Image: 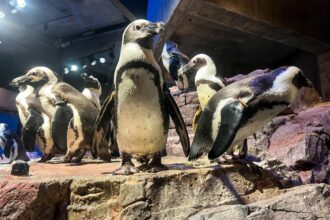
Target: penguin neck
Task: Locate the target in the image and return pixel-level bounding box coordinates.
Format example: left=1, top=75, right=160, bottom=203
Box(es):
left=270, top=73, right=299, bottom=103
left=116, top=42, right=161, bottom=82
left=195, top=62, right=217, bottom=83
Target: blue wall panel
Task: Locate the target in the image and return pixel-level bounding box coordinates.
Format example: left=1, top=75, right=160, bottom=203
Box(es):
left=147, top=0, right=180, bottom=22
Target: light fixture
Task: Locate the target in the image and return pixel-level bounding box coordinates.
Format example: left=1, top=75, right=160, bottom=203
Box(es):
left=91, top=60, right=97, bottom=66
left=70, top=64, right=78, bottom=72
left=17, top=0, right=26, bottom=8
left=99, top=57, right=106, bottom=63
left=64, top=67, right=69, bottom=74
left=82, top=64, right=87, bottom=69
left=0, top=40, right=2, bottom=45
left=0, top=11, right=6, bottom=19
left=11, top=9, right=18, bottom=14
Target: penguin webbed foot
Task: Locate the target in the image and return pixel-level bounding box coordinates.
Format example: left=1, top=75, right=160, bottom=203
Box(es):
left=113, top=163, right=138, bottom=175
left=214, top=154, right=247, bottom=164
left=113, top=153, right=138, bottom=175
left=138, top=152, right=168, bottom=173
left=38, top=154, right=54, bottom=163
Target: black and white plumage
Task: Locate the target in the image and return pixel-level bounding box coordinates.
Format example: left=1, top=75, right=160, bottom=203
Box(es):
left=12, top=67, right=102, bottom=163
left=161, top=41, right=190, bottom=91
left=189, top=66, right=312, bottom=161
left=81, top=73, right=102, bottom=110
left=0, top=123, right=29, bottom=163
left=93, top=19, right=190, bottom=175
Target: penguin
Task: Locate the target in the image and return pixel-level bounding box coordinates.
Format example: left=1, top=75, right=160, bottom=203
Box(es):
left=93, top=19, right=190, bottom=175
left=9, top=77, right=46, bottom=156
left=81, top=73, right=102, bottom=110
left=0, top=123, right=30, bottom=163
left=188, top=66, right=313, bottom=161
left=180, top=54, right=226, bottom=132
left=81, top=73, right=119, bottom=159
left=161, top=41, right=190, bottom=92
left=13, top=67, right=102, bottom=163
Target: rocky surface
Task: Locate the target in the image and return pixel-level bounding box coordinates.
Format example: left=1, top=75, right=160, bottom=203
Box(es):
left=0, top=157, right=283, bottom=219
left=190, top=183, right=330, bottom=220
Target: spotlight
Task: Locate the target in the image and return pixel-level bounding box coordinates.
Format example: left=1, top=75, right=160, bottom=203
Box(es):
left=91, top=60, right=97, bottom=66
left=99, top=57, right=106, bottom=63
left=82, top=64, right=87, bottom=69
left=0, top=11, right=6, bottom=19
left=17, top=0, right=26, bottom=8
left=70, top=65, right=78, bottom=72
left=64, top=67, right=69, bottom=74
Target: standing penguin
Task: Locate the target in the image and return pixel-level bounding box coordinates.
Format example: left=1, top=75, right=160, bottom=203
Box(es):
left=188, top=66, right=313, bottom=161
left=93, top=19, right=190, bottom=175
left=0, top=123, right=29, bottom=163
left=180, top=54, right=226, bottom=131
left=13, top=67, right=102, bottom=163
left=161, top=41, right=190, bottom=92
left=81, top=73, right=102, bottom=110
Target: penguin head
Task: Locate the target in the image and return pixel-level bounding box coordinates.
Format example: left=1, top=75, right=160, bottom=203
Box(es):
left=123, top=19, right=165, bottom=49
left=11, top=67, right=62, bottom=88
left=81, top=73, right=101, bottom=90
left=181, top=54, right=217, bottom=79
left=272, top=66, right=313, bottom=101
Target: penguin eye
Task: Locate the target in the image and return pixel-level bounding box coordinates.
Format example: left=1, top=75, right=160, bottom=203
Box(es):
left=135, top=25, right=141, bottom=31
left=31, top=72, right=37, bottom=76
left=193, top=60, right=196, bottom=64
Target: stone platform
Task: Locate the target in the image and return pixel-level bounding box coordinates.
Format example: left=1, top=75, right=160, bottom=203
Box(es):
left=1, top=157, right=283, bottom=219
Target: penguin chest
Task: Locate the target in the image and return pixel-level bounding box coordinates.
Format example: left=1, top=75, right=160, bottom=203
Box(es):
left=39, top=85, right=57, bottom=116
left=197, top=84, right=217, bottom=110
left=116, top=69, right=167, bottom=156
left=16, top=93, right=30, bottom=125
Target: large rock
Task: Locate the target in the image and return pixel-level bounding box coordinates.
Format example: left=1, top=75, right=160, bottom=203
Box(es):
left=0, top=157, right=283, bottom=219
left=190, top=183, right=330, bottom=220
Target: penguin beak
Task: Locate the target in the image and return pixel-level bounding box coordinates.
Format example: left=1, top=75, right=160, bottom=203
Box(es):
left=181, top=62, right=194, bottom=75
left=10, top=75, right=30, bottom=87
left=145, top=22, right=165, bottom=35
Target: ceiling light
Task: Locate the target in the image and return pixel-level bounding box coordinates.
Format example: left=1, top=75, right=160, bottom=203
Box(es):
left=17, top=0, right=26, bottom=8
left=91, top=60, right=97, bottom=66
left=64, top=67, right=69, bottom=74
left=0, top=40, right=2, bottom=45
left=0, top=11, right=6, bottom=19
left=82, top=64, right=87, bottom=69
left=11, top=9, right=18, bottom=14
left=99, top=57, right=106, bottom=63
left=70, top=65, right=78, bottom=72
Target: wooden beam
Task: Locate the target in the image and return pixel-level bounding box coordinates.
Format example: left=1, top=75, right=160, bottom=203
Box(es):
left=109, top=0, right=137, bottom=21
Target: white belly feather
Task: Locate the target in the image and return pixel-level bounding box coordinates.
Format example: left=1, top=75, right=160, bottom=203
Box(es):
left=117, top=68, right=166, bottom=156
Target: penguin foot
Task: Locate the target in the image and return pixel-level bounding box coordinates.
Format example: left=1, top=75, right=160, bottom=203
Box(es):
left=214, top=154, right=247, bottom=164
left=138, top=163, right=168, bottom=173
left=113, top=163, right=138, bottom=175
left=38, top=154, right=54, bottom=163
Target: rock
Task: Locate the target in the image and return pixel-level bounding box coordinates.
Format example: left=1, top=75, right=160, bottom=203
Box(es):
left=0, top=157, right=284, bottom=219
left=190, top=183, right=330, bottom=220
left=225, top=69, right=270, bottom=84
left=268, top=103, right=330, bottom=183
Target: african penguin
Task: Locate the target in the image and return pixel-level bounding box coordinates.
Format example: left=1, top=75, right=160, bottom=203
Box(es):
left=161, top=41, right=190, bottom=92
left=81, top=73, right=102, bottom=110
left=0, top=123, right=29, bottom=163
left=181, top=54, right=226, bottom=110
left=92, top=19, right=190, bottom=175
left=188, top=66, right=313, bottom=161
left=14, top=67, right=102, bottom=163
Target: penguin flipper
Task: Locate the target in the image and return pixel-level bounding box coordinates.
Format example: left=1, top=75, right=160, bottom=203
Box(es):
left=192, top=107, right=203, bottom=133
left=51, top=104, right=73, bottom=153
left=169, top=56, right=180, bottom=81
left=208, top=100, right=244, bottom=160
left=165, top=92, right=190, bottom=157
left=4, top=138, right=14, bottom=158
left=92, top=91, right=115, bottom=158
left=22, top=110, right=44, bottom=152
